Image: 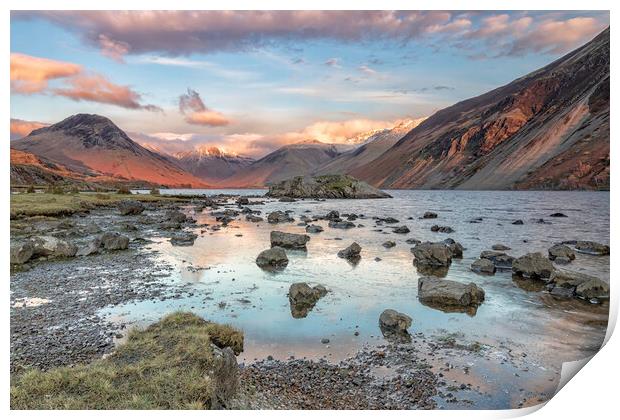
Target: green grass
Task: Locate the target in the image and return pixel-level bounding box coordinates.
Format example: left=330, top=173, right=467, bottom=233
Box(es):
left=10, top=192, right=186, bottom=218
left=11, top=312, right=244, bottom=410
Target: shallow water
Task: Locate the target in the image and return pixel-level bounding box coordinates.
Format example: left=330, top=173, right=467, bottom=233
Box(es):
left=107, top=190, right=609, bottom=406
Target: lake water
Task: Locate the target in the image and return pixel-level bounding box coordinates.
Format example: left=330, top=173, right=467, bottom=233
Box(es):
left=109, top=189, right=609, bottom=407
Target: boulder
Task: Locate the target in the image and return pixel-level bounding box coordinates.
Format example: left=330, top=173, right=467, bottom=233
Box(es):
left=267, top=211, right=294, bottom=224
left=548, top=244, right=575, bottom=262
left=382, top=241, right=396, bottom=248
left=512, top=220, right=524, bottom=225
left=246, top=214, right=263, bottom=223
left=422, top=212, right=438, bottom=219
left=76, top=237, right=102, bottom=256
left=412, top=242, right=452, bottom=267
left=270, top=231, right=310, bottom=250
left=471, top=258, right=496, bottom=274
left=431, top=225, right=454, bottom=233
left=563, top=240, right=610, bottom=256
left=10, top=242, right=34, bottom=264
left=170, top=232, right=198, bottom=246
left=418, top=276, right=485, bottom=308
left=549, top=212, right=568, bottom=217
left=492, top=244, right=511, bottom=251
left=480, top=250, right=514, bottom=270
left=575, top=278, right=609, bottom=300
left=288, top=282, right=328, bottom=318
left=118, top=199, right=145, bottom=215
left=406, top=238, right=421, bottom=245
left=265, top=174, right=392, bottom=199
left=512, top=252, right=555, bottom=281
left=379, top=309, right=412, bottom=334
left=551, top=269, right=599, bottom=289
left=100, top=232, right=130, bottom=250
left=393, top=225, right=410, bottom=234
left=324, top=210, right=340, bottom=221
left=165, top=209, right=187, bottom=224
left=443, top=238, right=463, bottom=258
left=256, top=246, right=289, bottom=270
left=328, top=220, right=355, bottom=229
left=236, top=197, right=250, bottom=206
left=29, top=236, right=78, bottom=258
left=305, top=224, right=324, bottom=233
left=337, top=242, right=362, bottom=260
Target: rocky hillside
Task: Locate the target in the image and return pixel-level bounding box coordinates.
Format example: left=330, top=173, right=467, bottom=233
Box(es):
left=351, top=28, right=609, bottom=190
left=12, top=114, right=209, bottom=188
left=218, top=140, right=341, bottom=187
left=315, top=118, right=426, bottom=176
left=266, top=174, right=391, bottom=199
left=174, top=146, right=255, bottom=184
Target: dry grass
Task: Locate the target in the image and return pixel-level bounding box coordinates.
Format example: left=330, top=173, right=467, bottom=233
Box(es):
left=10, top=192, right=185, bottom=218
left=10, top=312, right=244, bottom=409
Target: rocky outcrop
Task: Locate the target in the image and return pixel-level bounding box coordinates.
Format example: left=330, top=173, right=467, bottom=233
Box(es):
left=265, top=175, right=391, bottom=199
left=418, top=276, right=485, bottom=310
left=270, top=231, right=310, bottom=250
left=512, top=252, right=555, bottom=280
left=255, top=246, right=289, bottom=270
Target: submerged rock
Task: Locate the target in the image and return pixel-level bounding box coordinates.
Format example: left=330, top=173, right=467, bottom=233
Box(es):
left=422, top=212, right=438, bottom=219
left=100, top=232, right=130, bottom=250
left=382, top=240, right=396, bottom=248
left=418, top=276, right=485, bottom=309
left=563, top=240, right=610, bottom=256
left=549, top=212, right=568, bottom=217
left=270, top=231, right=310, bottom=250
left=305, top=224, right=324, bottom=233
left=337, top=242, right=362, bottom=261
left=118, top=200, right=145, bottom=216
left=480, top=250, right=514, bottom=270
left=412, top=242, right=452, bottom=267
left=548, top=244, right=576, bottom=262
left=265, top=174, right=391, bottom=199
left=430, top=225, right=454, bottom=233
left=256, top=246, right=289, bottom=270
left=471, top=258, right=496, bottom=274
left=393, top=225, right=410, bottom=234
left=328, top=220, right=355, bottom=229
left=492, top=244, right=511, bottom=251
left=512, top=252, right=555, bottom=281
left=512, top=220, right=524, bottom=225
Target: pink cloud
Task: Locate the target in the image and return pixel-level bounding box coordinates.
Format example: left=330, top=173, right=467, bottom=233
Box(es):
left=98, top=34, right=130, bottom=63
left=179, top=89, right=230, bottom=127
left=10, top=53, right=81, bottom=93
left=10, top=118, right=48, bottom=139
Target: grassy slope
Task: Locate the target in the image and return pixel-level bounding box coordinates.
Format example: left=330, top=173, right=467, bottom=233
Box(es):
left=11, top=312, right=244, bottom=409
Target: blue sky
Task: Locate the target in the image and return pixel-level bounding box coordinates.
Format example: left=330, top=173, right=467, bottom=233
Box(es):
left=10, top=11, right=610, bottom=157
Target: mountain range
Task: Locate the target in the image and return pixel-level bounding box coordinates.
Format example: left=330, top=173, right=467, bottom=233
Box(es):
left=9, top=28, right=609, bottom=191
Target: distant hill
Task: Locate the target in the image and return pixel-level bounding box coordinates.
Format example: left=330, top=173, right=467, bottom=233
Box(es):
left=174, top=146, right=255, bottom=184
left=351, top=28, right=609, bottom=190
left=11, top=114, right=209, bottom=188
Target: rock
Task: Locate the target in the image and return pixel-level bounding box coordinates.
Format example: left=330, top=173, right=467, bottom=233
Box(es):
left=236, top=197, right=250, bottom=205
left=563, top=240, right=610, bottom=256
left=265, top=174, right=392, bottom=199
left=492, top=244, right=511, bottom=251
left=100, top=232, right=130, bottom=250
left=512, top=220, right=524, bottom=225
left=554, top=257, right=572, bottom=265
left=321, top=338, right=330, bottom=344
left=471, top=258, right=496, bottom=274
left=393, top=226, right=410, bottom=234
left=328, top=220, right=355, bottom=229
left=10, top=242, right=34, bottom=264
left=431, top=225, right=454, bottom=233
left=256, top=246, right=289, bottom=270
left=29, top=236, right=78, bottom=258
left=208, top=345, right=240, bottom=408
left=480, top=251, right=514, bottom=270
left=379, top=309, right=412, bottom=334
left=575, top=278, right=609, bottom=300
left=76, top=237, right=102, bottom=256
left=267, top=211, right=294, bottom=224
left=379, top=217, right=400, bottom=224
left=548, top=244, right=575, bottom=262
left=382, top=241, right=396, bottom=248
left=278, top=197, right=296, bottom=202
left=170, top=232, right=198, bottom=246
left=270, top=231, right=310, bottom=250
left=551, top=269, right=600, bottom=289
left=337, top=242, right=362, bottom=260
left=325, top=210, right=340, bottom=221
left=412, top=242, right=452, bottom=267
left=549, top=212, right=568, bottom=217
left=117, top=199, right=145, bottom=215
left=418, top=276, right=485, bottom=308
left=405, top=238, right=421, bottom=245
left=512, top=253, right=555, bottom=281
left=246, top=214, right=263, bottom=223
left=165, top=209, right=187, bottom=224
left=305, top=224, right=324, bottom=233
left=288, top=282, right=328, bottom=318
left=422, top=212, right=438, bottom=219
left=443, top=238, right=463, bottom=258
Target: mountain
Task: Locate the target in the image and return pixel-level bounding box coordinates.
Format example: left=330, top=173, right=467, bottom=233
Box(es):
left=351, top=28, right=609, bottom=190
left=218, top=140, right=341, bottom=187
left=174, top=146, right=255, bottom=183
left=314, top=118, right=426, bottom=175
left=11, top=114, right=209, bottom=188
left=10, top=148, right=85, bottom=186
left=341, top=127, right=390, bottom=146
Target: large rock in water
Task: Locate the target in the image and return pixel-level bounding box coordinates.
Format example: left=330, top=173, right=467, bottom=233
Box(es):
left=288, top=282, right=328, bottom=318
left=256, top=246, right=289, bottom=270
left=412, top=242, right=452, bottom=267
left=270, top=231, right=310, bottom=250
left=418, top=276, right=485, bottom=309
left=512, top=252, right=555, bottom=281
left=379, top=309, right=412, bottom=334
left=265, top=175, right=391, bottom=199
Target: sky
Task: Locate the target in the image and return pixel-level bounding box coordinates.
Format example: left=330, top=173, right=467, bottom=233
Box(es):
left=10, top=10, right=610, bottom=158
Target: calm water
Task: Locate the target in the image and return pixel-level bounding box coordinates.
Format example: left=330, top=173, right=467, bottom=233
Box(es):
left=109, top=190, right=609, bottom=405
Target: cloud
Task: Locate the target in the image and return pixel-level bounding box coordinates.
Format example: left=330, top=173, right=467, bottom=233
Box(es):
left=53, top=74, right=162, bottom=111
left=358, top=65, right=377, bottom=75
left=178, top=89, right=230, bottom=127
left=10, top=53, right=161, bottom=111
left=325, top=58, right=341, bottom=68
left=10, top=118, right=48, bottom=139
left=10, top=53, right=81, bottom=93
left=12, top=11, right=608, bottom=61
